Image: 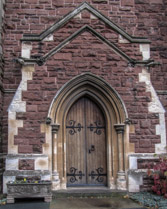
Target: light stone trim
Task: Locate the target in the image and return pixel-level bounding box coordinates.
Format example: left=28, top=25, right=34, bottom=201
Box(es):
left=0, top=0, right=5, bottom=22
left=139, top=68, right=166, bottom=154
left=128, top=153, right=159, bottom=192
left=140, top=44, right=150, bottom=60
left=74, top=12, right=82, bottom=19
left=128, top=173, right=143, bottom=192
left=6, top=158, right=18, bottom=170
left=129, top=153, right=159, bottom=170
left=43, top=34, right=54, bottom=42
left=118, top=35, right=130, bottom=44
left=156, top=113, right=167, bottom=153
left=6, top=154, right=49, bottom=171
left=8, top=65, right=35, bottom=154
left=3, top=176, right=15, bottom=194
left=90, top=14, right=97, bottom=19
left=21, top=43, right=32, bottom=59
left=41, top=124, right=52, bottom=172
left=35, top=156, right=49, bottom=170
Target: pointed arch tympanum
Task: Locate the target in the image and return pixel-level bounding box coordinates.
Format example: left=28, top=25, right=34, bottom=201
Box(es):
left=48, top=73, right=128, bottom=189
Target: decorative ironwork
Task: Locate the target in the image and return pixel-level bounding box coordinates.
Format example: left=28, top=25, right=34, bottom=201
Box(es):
left=87, top=122, right=105, bottom=135
left=67, top=167, right=85, bottom=183
left=89, top=145, right=95, bottom=154
left=66, top=120, right=83, bottom=135
left=89, top=167, right=107, bottom=182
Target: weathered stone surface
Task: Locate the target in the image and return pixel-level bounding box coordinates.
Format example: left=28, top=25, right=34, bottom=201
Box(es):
left=7, top=181, right=52, bottom=203
left=19, top=159, right=34, bottom=170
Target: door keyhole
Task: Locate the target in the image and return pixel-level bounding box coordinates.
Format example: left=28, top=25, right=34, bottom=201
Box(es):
left=89, top=145, right=95, bottom=153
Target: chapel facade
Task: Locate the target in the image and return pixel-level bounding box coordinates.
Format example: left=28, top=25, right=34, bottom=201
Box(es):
left=0, top=0, right=167, bottom=193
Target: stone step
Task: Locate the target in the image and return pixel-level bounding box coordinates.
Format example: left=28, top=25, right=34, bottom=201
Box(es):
left=52, top=188, right=127, bottom=199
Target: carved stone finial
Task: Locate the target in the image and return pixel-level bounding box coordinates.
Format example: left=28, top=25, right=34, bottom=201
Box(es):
left=128, top=61, right=135, bottom=67
left=37, top=57, right=45, bottom=66
left=46, top=117, right=52, bottom=125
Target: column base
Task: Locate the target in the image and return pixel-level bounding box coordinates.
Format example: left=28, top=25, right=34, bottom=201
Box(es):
left=108, top=177, right=116, bottom=189
left=52, top=172, right=60, bottom=190
left=60, top=177, right=66, bottom=189
left=116, top=172, right=127, bottom=190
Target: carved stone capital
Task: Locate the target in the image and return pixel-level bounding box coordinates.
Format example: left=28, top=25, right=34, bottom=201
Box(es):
left=114, top=124, right=125, bottom=134
left=51, top=124, right=60, bottom=133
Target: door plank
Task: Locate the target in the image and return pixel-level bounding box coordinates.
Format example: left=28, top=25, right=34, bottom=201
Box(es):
left=86, top=98, right=107, bottom=186
left=66, top=98, right=86, bottom=186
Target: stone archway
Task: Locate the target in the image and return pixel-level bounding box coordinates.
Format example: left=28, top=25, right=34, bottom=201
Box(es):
left=48, top=73, right=128, bottom=190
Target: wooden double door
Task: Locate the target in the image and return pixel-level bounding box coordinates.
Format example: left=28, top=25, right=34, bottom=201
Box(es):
left=66, top=97, right=107, bottom=186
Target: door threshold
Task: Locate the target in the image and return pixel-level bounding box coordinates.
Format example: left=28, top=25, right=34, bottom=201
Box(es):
left=54, top=186, right=124, bottom=193
left=67, top=186, right=109, bottom=190
left=52, top=187, right=127, bottom=198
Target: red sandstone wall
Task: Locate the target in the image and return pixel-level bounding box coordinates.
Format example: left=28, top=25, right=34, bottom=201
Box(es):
left=2, top=0, right=167, bottom=154
left=134, top=0, right=167, bottom=143
left=0, top=0, right=5, bottom=193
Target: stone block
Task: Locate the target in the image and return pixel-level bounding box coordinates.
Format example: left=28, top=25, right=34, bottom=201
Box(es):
left=35, top=157, right=48, bottom=170
left=18, top=145, right=33, bottom=154
left=6, top=158, right=18, bottom=170
left=21, top=43, right=32, bottom=59
left=121, top=0, right=134, bottom=6
left=139, top=44, right=150, bottom=60
left=19, top=159, right=34, bottom=170
left=129, top=156, right=137, bottom=169
left=128, top=184, right=140, bottom=192
left=150, top=0, right=162, bottom=4
left=3, top=174, right=15, bottom=194
left=54, top=53, right=72, bottom=61
left=128, top=173, right=143, bottom=192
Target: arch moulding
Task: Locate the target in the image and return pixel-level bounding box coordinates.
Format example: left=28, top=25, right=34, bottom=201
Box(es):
left=48, top=73, right=130, bottom=190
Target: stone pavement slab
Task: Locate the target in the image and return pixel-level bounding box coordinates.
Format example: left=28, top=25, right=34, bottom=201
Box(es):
left=50, top=197, right=146, bottom=209
left=0, top=197, right=147, bottom=209
left=0, top=199, right=50, bottom=209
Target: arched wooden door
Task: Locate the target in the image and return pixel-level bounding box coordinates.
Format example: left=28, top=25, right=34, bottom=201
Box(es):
left=66, top=97, right=107, bottom=186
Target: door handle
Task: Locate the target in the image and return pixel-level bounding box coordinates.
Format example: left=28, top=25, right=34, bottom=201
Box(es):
left=89, top=145, right=95, bottom=153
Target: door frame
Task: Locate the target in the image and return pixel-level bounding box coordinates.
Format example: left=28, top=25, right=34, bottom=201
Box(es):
left=47, top=73, right=128, bottom=190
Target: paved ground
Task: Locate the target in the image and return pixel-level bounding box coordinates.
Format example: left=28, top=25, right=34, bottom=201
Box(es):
left=0, top=197, right=147, bottom=209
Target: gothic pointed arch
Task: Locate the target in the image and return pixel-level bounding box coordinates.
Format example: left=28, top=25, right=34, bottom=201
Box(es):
left=48, top=72, right=128, bottom=124
left=49, top=73, right=129, bottom=189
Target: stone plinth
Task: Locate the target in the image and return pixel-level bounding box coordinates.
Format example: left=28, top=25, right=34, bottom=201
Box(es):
left=7, top=181, right=52, bottom=203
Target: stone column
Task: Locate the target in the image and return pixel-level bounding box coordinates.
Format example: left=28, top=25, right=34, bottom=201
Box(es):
left=51, top=124, right=60, bottom=190
left=114, top=124, right=126, bottom=190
